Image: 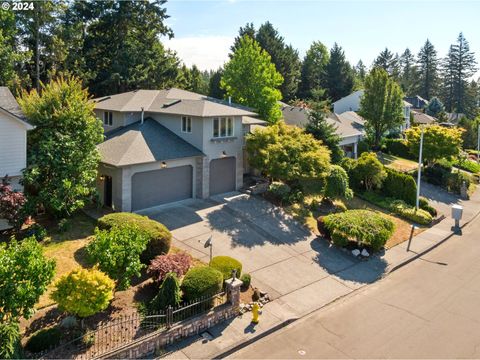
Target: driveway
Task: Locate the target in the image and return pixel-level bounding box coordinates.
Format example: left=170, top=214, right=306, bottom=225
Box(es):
left=140, top=192, right=388, bottom=316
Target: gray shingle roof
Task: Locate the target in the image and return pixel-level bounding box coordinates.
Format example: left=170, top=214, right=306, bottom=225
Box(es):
left=98, top=118, right=204, bottom=167
left=412, top=110, right=437, bottom=125
left=0, top=87, right=30, bottom=124
left=93, top=88, right=257, bottom=117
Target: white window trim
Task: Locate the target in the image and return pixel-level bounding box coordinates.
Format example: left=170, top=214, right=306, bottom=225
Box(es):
left=103, top=111, right=113, bottom=126
left=213, top=117, right=234, bottom=138
left=181, top=116, right=192, bottom=133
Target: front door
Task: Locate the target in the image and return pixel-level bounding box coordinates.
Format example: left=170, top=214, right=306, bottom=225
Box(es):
left=104, top=176, right=113, bottom=208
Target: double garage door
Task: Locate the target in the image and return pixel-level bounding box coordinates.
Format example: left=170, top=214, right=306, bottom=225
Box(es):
left=131, top=158, right=237, bottom=211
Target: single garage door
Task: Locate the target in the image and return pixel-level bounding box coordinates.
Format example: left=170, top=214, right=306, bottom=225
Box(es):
left=131, top=165, right=192, bottom=211
left=209, top=157, right=236, bottom=196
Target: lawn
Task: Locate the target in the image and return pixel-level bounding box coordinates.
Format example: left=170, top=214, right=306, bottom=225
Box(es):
left=377, top=153, right=418, bottom=173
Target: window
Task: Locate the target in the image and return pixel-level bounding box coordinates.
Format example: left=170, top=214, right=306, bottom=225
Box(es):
left=103, top=111, right=113, bottom=126
left=182, top=116, right=192, bottom=133
left=213, top=117, right=233, bottom=138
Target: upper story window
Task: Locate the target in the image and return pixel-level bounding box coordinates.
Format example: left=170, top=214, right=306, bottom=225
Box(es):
left=103, top=111, right=113, bottom=126
left=182, top=116, right=192, bottom=133
left=213, top=117, right=233, bottom=138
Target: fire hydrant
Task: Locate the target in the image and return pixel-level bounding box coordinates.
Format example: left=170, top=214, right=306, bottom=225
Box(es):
left=251, top=302, right=260, bottom=324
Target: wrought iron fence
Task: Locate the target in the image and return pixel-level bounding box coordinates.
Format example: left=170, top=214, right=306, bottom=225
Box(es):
left=37, top=291, right=227, bottom=359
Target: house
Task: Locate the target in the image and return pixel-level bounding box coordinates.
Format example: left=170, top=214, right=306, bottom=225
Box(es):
left=411, top=110, right=437, bottom=125
left=0, top=87, right=33, bottom=190
left=280, top=104, right=366, bottom=159
left=332, top=90, right=412, bottom=131
left=404, top=95, right=428, bottom=110
left=93, top=88, right=265, bottom=212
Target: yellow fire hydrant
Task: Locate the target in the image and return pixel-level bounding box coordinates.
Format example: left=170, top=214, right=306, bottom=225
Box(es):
left=251, top=302, right=260, bottom=324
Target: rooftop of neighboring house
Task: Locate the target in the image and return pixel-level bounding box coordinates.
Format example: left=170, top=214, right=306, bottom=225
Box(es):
left=93, top=88, right=257, bottom=118
left=446, top=112, right=466, bottom=124
left=0, top=87, right=30, bottom=124
left=404, top=95, right=428, bottom=109
left=412, top=110, right=437, bottom=125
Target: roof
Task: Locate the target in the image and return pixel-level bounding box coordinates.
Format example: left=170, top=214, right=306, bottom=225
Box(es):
left=280, top=104, right=365, bottom=138
left=412, top=110, right=437, bottom=125
left=403, top=100, right=413, bottom=107
left=242, top=116, right=267, bottom=125
left=93, top=88, right=257, bottom=118
left=0, top=87, right=33, bottom=128
left=332, top=90, right=364, bottom=105
left=98, top=118, right=204, bottom=167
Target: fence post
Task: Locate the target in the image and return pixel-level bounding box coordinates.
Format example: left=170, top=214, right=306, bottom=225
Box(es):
left=225, top=276, right=243, bottom=310
left=167, top=306, right=173, bottom=329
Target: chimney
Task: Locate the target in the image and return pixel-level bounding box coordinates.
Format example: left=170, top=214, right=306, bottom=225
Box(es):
left=141, top=107, right=144, bottom=124
left=228, top=96, right=232, bottom=105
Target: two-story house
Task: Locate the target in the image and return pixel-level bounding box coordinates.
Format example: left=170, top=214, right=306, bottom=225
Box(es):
left=94, top=88, right=265, bottom=212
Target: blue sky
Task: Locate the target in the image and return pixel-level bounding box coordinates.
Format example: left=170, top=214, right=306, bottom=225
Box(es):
left=162, top=0, right=480, bottom=79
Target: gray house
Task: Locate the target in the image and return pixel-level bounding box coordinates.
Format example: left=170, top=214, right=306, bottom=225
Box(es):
left=94, top=88, right=265, bottom=212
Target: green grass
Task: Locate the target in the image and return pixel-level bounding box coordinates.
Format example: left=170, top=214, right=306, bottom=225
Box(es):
left=377, top=153, right=418, bottom=173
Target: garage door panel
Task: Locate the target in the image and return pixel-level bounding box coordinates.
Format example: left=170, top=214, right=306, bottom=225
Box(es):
left=132, top=166, right=192, bottom=211
left=209, top=157, right=236, bottom=196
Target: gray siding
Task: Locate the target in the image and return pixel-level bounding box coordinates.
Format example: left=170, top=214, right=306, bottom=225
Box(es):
left=97, top=164, right=123, bottom=211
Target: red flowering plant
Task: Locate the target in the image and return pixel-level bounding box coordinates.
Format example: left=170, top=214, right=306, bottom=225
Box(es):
left=0, top=176, right=27, bottom=229
left=148, top=252, right=192, bottom=284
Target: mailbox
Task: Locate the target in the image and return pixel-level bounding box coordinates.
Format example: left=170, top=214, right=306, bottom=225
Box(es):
left=452, top=205, right=463, bottom=221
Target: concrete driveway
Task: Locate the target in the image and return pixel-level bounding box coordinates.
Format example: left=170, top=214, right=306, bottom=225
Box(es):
left=139, top=192, right=388, bottom=316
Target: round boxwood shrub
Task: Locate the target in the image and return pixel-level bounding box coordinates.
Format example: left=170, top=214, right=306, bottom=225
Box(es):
left=25, top=327, right=62, bottom=353
left=240, top=273, right=251, bottom=290
left=98, top=212, right=172, bottom=264
left=181, top=266, right=224, bottom=302
left=209, top=256, right=242, bottom=280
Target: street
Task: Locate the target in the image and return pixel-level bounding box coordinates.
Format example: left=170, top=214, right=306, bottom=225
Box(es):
left=228, top=214, right=480, bottom=359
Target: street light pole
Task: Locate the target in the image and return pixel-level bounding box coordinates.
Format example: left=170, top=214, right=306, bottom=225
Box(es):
left=477, top=123, right=479, bottom=164
left=416, top=126, right=424, bottom=210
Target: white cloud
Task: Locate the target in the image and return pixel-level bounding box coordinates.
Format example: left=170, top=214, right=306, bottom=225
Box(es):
left=164, top=36, right=233, bottom=71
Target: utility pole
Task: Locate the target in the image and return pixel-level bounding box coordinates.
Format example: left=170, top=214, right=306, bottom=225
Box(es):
left=416, top=126, right=424, bottom=210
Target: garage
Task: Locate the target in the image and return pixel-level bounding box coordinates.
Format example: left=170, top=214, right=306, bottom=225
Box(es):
left=209, top=157, right=236, bottom=196
left=131, top=165, right=193, bottom=211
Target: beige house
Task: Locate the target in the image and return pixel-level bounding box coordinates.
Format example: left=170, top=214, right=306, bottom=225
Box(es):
left=94, top=88, right=265, bottom=212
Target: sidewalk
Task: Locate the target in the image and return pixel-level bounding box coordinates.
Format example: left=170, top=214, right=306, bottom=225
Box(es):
left=161, top=187, right=480, bottom=360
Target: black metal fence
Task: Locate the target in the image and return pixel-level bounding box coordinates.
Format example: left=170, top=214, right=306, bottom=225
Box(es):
left=37, top=291, right=227, bottom=359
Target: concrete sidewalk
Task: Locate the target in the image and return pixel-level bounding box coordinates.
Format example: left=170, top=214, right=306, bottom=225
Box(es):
left=162, top=188, right=480, bottom=360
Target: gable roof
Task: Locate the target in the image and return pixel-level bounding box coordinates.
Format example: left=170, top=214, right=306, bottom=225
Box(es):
left=98, top=118, right=204, bottom=167
left=412, top=110, right=437, bottom=125
left=0, top=87, right=33, bottom=129
left=93, top=88, right=257, bottom=118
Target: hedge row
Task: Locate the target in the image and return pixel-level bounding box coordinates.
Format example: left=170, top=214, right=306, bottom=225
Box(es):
left=382, top=168, right=417, bottom=206
left=383, top=139, right=415, bottom=160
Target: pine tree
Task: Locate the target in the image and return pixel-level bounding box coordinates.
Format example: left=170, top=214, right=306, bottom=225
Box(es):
left=298, top=41, right=330, bottom=99
left=399, top=48, right=416, bottom=95
left=151, top=272, right=181, bottom=311
left=425, top=97, right=445, bottom=117
left=355, top=60, right=367, bottom=85
left=373, top=48, right=398, bottom=77
left=416, top=39, right=439, bottom=100
left=208, top=68, right=225, bottom=99
left=230, top=23, right=256, bottom=55
left=324, top=43, right=355, bottom=102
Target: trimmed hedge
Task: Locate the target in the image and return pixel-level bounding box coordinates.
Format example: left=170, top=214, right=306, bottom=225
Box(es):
left=384, top=139, right=413, bottom=159
left=323, top=209, right=395, bottom=251
left=25, top=327, right=62, bottom=353
left=453, top=159, right=480, bottom=174
left=390, top=200, right=433, bottom=225
left=419, top=197, right=438, bottom=217
left=209, top=256, right=242, bottom=280
left=98, top=212, right=172, bottom=264
left=240, top=273, right=251, bottom=289
left=181, top=267, right=224, bottom=302
left=382, top=168, right=417, bottom=206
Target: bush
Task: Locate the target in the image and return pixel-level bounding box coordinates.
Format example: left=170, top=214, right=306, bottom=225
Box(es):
left=0, top=321, right=21, bottom=359
left=325, top=165, right=353, bottom=200
left=382, top=168, right=417, bottom=205
left=0, top=177, right=26, bottom=229
left=351, top=152, right=386, bottom=191
left=25, top=223, right=47, bottom=241
left=323, top=210, right=395, bottom=251
left=98, top=212, right=172, bottom=264
left=87, top=225, right=149, bottom=289
left=57, top=218, right=71, bottom=233
left=423, top=161, right=452, bottom=186
left=419, top=197, right=438, bottom=217
left=181, top=267, right=224, bottom=302
left=51, top=268, right=115, bottom=317
left=445, top=171, right=472, bottom=194
left=148, top=252, right=192, bottom=284
left=384, top=139, right=413, bottom=159
left=25, top=327, right=62, bottom=353
left=453, top=159, right=480, bottom=173
left=210, top=256, right=242, bottom=280
left=390, top=200, right=433, bottom=225
left=357, top=140, right=370, bottom=156
left=240, top=273, right=251, bottom=289
left=316, top=216, right=331, bottom=239
left=267, top=181, right=291, bottom=204
left=151, top=272, right=181, bottom=311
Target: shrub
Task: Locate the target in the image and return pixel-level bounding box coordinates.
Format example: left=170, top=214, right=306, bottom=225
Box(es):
left=210, top=256, right=242, bottom=280
left=25, top=223, right=48, bottom=241
left=0, top=177, right=26, bottom=229
left=423, top=161, right=452, bottom=186
left=419, top=197, right=438, bottom=217
left=51, top=268, right=115, bottom=317
left=25, top=327, right=62, bottom=353
left=240, top=273, right=251, bottom=289
left=87, top=225, right=149, bottom=289
left=445, top=171, right=472, bottom=194
left=148, top=252, right=192, bottom=284
left=324, top=165, right=353, bottom=200
left=267, top=181, right=291, bottom=204
left=98, top=212, right=172, bottom=264
left=382, top=168, right=417, bottom=205
left=351, top=152, right=386, bottom=191
left=384, top=139, right=413, bottom=159
left=0, top=321, right=21, bottom=359
left=453, top=159, right=480, bottom=173
left=323, top=210, right=395, bottom=251
left=150, top=272, right=181, bottom=311
left=57, top=218, right=71, bottom=233
left=390, top=200, right=433, bottom=225
left=316, top=216, right=331, bottom=239
left=181, top=267, right=224, bottom=302
left=357, top=140, right=370, bottom=156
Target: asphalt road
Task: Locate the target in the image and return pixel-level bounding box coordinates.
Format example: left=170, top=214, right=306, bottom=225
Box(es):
left=228, top=214, right=480, bottom=359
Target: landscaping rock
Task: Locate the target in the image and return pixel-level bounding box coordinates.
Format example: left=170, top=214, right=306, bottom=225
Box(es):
left=361, top=249, right=370, bottom=257
left=352, top=249, right=361, bottom=257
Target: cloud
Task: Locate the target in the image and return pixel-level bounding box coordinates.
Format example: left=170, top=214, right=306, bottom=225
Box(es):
left=164, top=36, right=233, bottom=71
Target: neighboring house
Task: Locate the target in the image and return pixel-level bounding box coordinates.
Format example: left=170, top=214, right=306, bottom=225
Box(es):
left=411, top=110, right=437, bottom=125
left=94, top=88, right=265, bottom=212
left=404, top=95, right=428, bottom=110
left=0, top=87, right=33, bottom=190
left=333, top=90, right=411, bottom=131
left=280, top=104, right=366, bottom=159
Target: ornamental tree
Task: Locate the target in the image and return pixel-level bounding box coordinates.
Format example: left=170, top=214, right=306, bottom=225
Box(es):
left=18, top=76, right=104, bottom=218
left=148, top=252, right=192, bottom=284
left=351, top=152, right=387, bottom=191
left=246, top=122, right=331, bottom=183
left=405, top=125, right=464, bottom=165
left=0, top=176, right=26, bottom=229
left=221, top=35, right=283, bottom=123
left=150, top=272, right=181, bottom=311
left=324, top=165, right=353, bottom=200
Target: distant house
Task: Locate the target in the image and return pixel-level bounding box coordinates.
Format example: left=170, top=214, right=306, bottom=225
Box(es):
left=0, top=87, right=33, bottom=190
left=280, top=104, right=365, bottom=159
left=333, top=90, right=411, bottom=131
left=93, top=88, right=265, bottom=212
left=411, top=110, right=437, bottom=125
left=404, top=95, right=428, bottom=110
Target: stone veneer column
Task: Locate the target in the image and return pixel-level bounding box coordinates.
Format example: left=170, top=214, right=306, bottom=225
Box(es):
left=225, top=277, right=243, bottom=308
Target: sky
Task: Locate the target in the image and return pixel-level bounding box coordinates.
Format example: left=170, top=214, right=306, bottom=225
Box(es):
left=162, top=0, right=480, bottom=79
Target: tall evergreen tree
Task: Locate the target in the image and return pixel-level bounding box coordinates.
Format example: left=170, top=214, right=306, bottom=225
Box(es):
left=298, top=41, right=329, bottom=99
left=208, top=68, right=225, bottom=99
left=324, top=43, right=355, bottom=102
left=416, top=39, right=439, bottom=100
left=178, top=65, right=209, bottom=94
left=399, top=48, right=416, bottom=95
left=230, top=22, right=256, bottom=55
left=373, top=48, right=398, bottom=77
left=354, top=60, right=367, bottom=86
